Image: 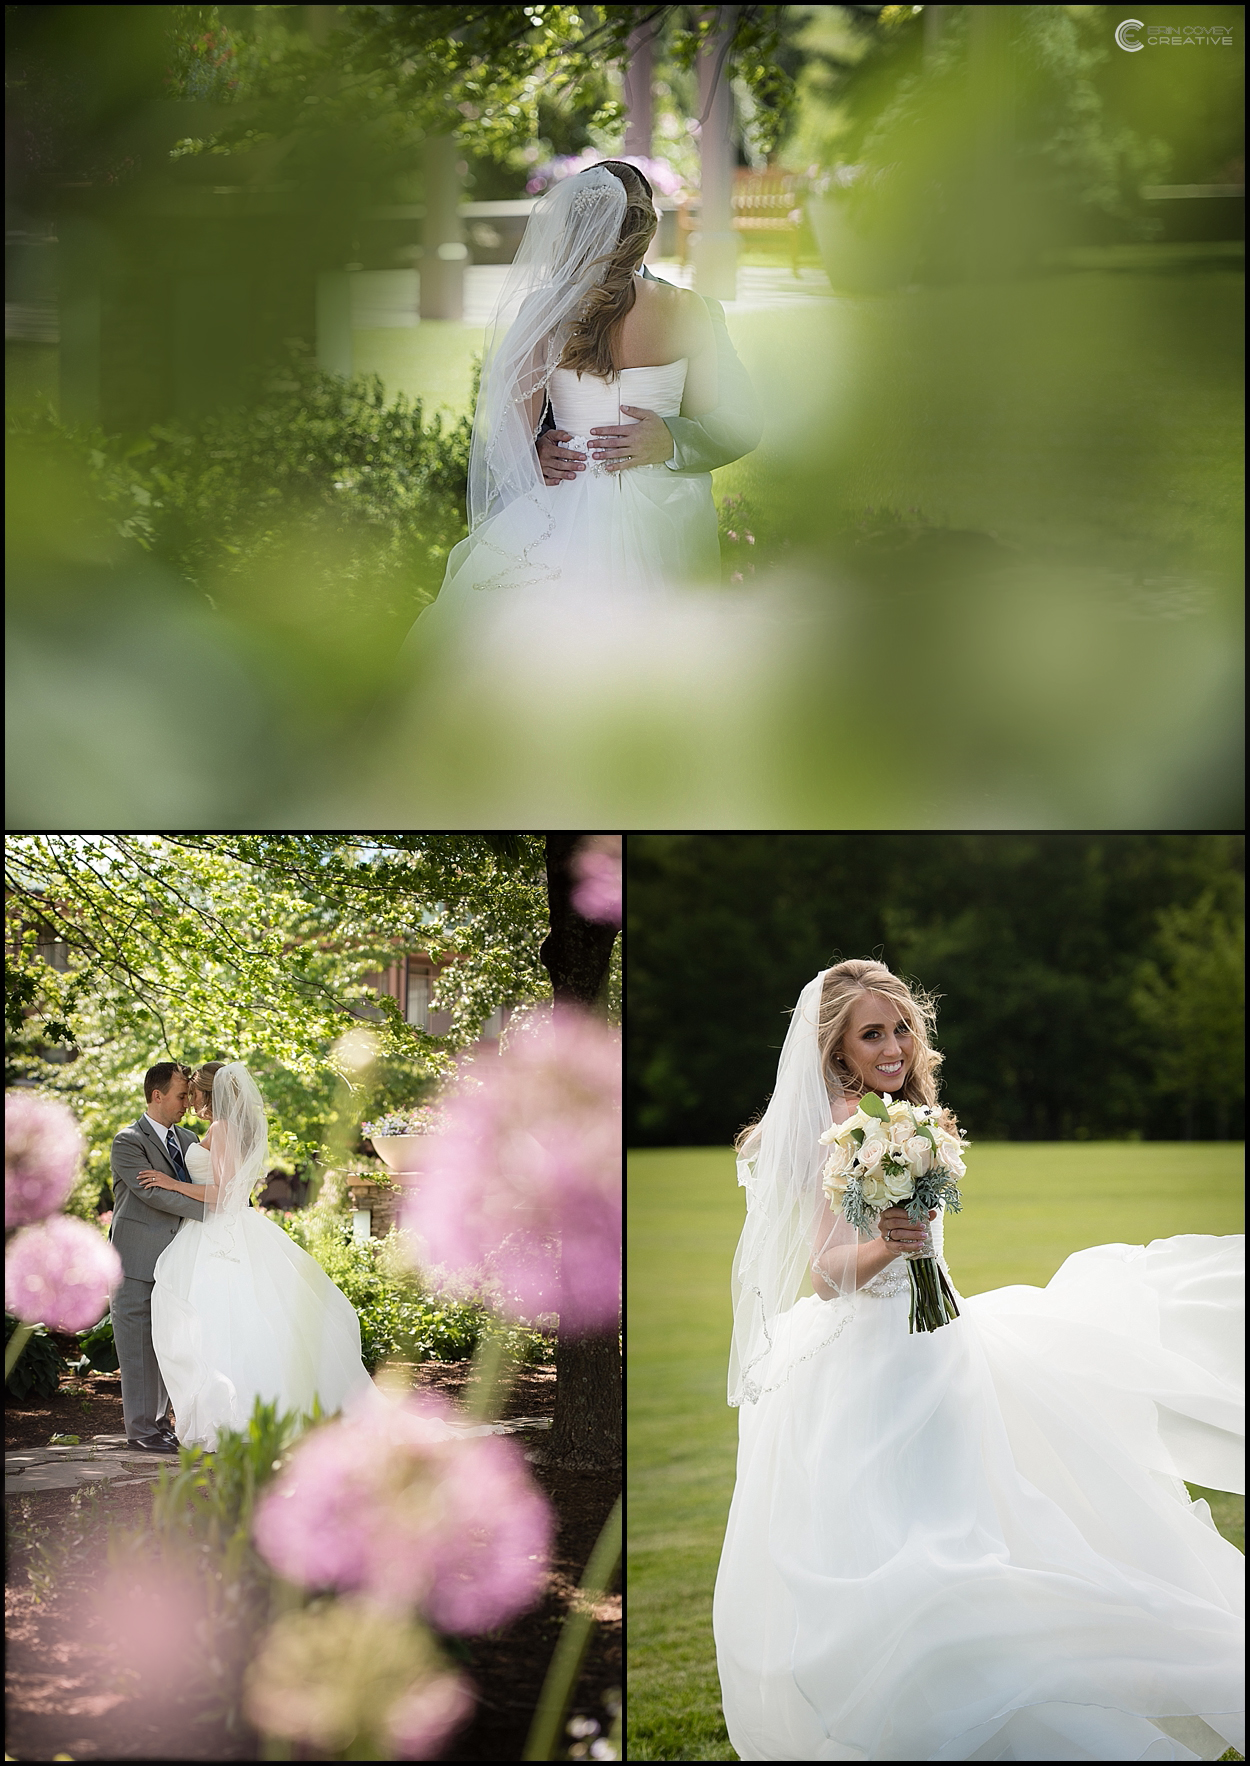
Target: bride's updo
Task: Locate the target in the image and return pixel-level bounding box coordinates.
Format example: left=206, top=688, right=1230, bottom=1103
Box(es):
left=818, top=960, right=944, bottom=1109
left=189, top=1060, right=229, bottom=1118
left=558, top=160, right=658, bottom=382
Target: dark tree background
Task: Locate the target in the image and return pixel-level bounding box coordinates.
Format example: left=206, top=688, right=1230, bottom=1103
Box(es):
left=627, top=834, right=1244, bottom=1147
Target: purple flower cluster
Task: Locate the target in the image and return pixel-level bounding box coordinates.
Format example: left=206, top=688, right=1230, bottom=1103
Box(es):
left=572, top=836, right=622, bottom=927
left=5, top=1091, right=84, bottom=1226
left=252, top=1392, right=553, bottom=1634
left=5, top=1213, right=122, bottom=1331
left=403, top=1009, right=622, bottom=1330
left=526, top=149, right=686, bottom=197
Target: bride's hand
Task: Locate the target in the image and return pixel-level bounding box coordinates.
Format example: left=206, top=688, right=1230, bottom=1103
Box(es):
left=138, top=1168, right=178, bottom=1191
left=878, top=1206, right=935, bottom=1257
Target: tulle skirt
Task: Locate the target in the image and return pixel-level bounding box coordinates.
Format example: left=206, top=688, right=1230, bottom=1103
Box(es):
left=404, top=459, right=720, bottom=653
left=151, top=1212, right=377, bottom=1450
left=713, top=1235, right=1244, bottom=1762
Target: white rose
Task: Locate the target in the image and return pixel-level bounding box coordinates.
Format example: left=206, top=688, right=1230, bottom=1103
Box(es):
left=943, top=1149, right=966, bottom=1178
left=859, top=1168, right=892, bottom=1207
left=903, top=1134, right=933, bottom=1176
left=880, top=1162, right=914, bottom=1204
left=888, top=1119, right=913, bottom=1151
left=823, top=1141, right=853, bottom=1180
left=857, top=1137, right=886, bottom=1172
left=886, top=1098, right=913, bottom=1125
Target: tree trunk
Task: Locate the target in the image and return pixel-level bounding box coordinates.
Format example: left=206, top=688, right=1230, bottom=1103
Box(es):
left=541, top=835, right=622, bottom=1470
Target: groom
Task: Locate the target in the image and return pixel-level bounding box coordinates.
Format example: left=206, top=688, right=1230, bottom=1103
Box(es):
left=108, top=1062, right=205, bottom=1453
left=536, top=262, right=762, bottom=484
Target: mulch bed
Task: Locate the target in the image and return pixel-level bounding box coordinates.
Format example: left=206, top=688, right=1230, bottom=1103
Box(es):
left=5, top=1361, right=619, bottom=1761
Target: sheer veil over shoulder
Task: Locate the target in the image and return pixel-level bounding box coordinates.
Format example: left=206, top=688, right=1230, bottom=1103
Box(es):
left=714, top=970, right=1245, bottom=1763
left=150, top=1061, right=376, bottom=1448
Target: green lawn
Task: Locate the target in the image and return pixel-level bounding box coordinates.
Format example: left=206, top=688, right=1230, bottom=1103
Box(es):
left=627, top=1142, right=1245, bottom=1762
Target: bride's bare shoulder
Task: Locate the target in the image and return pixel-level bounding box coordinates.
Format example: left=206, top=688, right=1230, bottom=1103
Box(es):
left=636, top=275, right=711, bottom=350
left=830, top=1094, right=862, bottom=1125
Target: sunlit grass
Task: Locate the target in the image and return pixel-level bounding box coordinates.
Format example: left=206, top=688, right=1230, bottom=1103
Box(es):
left=627, top=1142, right=1245, bottom=1762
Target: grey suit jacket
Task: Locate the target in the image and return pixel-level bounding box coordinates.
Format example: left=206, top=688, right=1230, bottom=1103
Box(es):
left=640, top=265, right=763, bottom=476
left=536, top=264, right=762, bottom=477
left=109, top=1118, right=205, bottom=1283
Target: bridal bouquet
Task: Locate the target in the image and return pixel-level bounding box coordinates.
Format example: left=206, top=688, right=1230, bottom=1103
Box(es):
left=819, top=1093, right=968, bottom=1334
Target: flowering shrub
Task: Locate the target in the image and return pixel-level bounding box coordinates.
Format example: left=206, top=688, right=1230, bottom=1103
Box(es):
left=363, top=1104, right=447, bottom=1138
left=5, top=1214, right=122, bottom=1333
left=253, top=1390, right=553, bottom=1632
left=5, top=1092, right=84, bottom=1227
left=526, top=148, right=686, bottom=197
left=244, top=1596, right=472, bottom=1760
left=572, top=836, right=622, bottom=927
left=404, top=1009, right=621, bottom=1330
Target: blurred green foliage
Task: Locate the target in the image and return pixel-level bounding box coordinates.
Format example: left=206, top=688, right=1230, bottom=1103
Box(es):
left=627, top=834, right=1245, bottom=1146
left=8, top=345, right=473, bottom=631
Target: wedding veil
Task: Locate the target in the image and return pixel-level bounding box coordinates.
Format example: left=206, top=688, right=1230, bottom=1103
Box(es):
left=465, top=165, right=629, bottom=590
left=728, top=971, right=865, bottom=1407
left=199, top=1061, right=268, bottom=1263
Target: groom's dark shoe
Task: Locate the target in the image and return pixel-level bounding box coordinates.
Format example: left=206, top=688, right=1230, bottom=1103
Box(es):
left=127, top=1434, right=179, bottom=1454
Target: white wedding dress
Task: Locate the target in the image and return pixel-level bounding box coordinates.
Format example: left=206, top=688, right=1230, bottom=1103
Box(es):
left=410, top=358, right=721, bottom=644
left=150, top=1143, right=376, bottom=1449
left=714, top=1210, right=1245, bottom=1762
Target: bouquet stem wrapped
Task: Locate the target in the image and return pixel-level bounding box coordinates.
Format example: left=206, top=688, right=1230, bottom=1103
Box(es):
left=819, top=1091, right=969, bottom=1335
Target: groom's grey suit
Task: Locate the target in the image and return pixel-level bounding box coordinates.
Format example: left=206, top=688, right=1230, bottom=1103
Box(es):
left=109, top=1117, right=204, bottom=1443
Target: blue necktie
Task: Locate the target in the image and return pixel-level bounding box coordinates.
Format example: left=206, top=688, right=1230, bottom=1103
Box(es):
left=165, top=1128, right=189, bottom=1181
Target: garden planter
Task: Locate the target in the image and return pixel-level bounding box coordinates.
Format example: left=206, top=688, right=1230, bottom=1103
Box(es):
left=368, top=1134, right=429, bottom=1179
left=808, top=195, right=916, bottom=294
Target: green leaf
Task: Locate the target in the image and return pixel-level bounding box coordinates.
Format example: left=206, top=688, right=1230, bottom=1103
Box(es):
left=858, top=1091, right=890, bottom=1120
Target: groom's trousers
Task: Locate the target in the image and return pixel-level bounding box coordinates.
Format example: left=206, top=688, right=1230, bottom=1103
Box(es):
left=113, top=1276, right=171, bottom=1441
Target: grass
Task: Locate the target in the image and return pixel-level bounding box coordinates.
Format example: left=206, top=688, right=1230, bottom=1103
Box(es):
left=627, top=1142, right=1245, bottom=1762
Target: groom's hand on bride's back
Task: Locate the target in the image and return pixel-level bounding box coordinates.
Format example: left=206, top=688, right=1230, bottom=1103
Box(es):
left=537, top=429, right=586, bottom=486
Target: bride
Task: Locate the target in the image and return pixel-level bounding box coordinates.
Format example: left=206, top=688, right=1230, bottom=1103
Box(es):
left=138, top=1060, right=375, bottom=1449
left=405, top=160, right=736, bottom=649
left=714, top=960, right=1244, bottom=1762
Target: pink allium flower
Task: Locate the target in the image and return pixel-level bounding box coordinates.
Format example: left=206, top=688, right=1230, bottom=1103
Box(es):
left=5, top=1091, right=84, bottom=1226
left=253, top=1391, right=553, bottom=1634
left=389, top=1671, right=476, bottom=1758
left=5, top=1214, right=122, bottom=1331
left=571, top=836, right=622, bottom=927
left=403, top=1009, right=621, bottom=1329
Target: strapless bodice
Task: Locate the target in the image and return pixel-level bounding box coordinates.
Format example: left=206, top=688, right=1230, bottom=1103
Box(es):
left=184, top=1142, right=212, bottom=1184
left=549, top=358, right=688, bottom=435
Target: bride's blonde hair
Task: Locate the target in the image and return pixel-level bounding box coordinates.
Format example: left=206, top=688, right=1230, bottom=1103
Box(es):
left=557, top=161, right=657, bottom=382
left=189, top=1060, right=228, bottom=1118
left=819, top=959, right=943, bottom=1109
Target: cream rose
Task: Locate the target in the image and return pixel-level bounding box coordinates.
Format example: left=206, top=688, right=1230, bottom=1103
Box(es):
left=903, top=1134, right=933, bottom=1176
left=888, top=1118, right=913, bottom=1151
left=880, top=1162, right=914, bottom=1204
left=823, top=1141, right=854, bottom=1181
left=858, top=1168, right=894, bottom=1207
left=857, top=1136, right=886, bottom=1173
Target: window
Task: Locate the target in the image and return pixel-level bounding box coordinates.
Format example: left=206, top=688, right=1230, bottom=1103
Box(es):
left=406, top=967, right=431, bottom=1029
left=482, top=1007, right=503, bottom=1042
left=35, top=937, right=70, bottom=972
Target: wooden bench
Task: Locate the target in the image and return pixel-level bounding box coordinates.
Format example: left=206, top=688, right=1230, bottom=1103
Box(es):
left=678, top=170, right=803, bottom=275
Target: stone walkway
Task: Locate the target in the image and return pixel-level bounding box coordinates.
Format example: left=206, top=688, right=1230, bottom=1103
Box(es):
left=5, top=1417, right=553, bottom=1496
